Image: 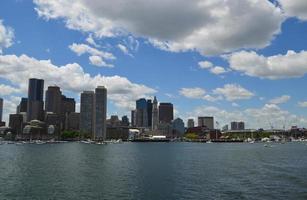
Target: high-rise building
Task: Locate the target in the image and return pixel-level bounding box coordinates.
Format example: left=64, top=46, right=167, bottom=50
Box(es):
left=159, top=103, right=173, bottom=124
left=66, top=112, right=80, bottom=131
left=152, top=96, right=159, bottom=130
left=27, top=78, right=44, bottom=121
left=17, top=98, right=28, bottom=113
left=9, top=114, right=24, bottom=136
left=147, top=100, right=152, bottom=127
left=45, top=86, right=62, bottom=115
left=80, top=91, right=95, bottom=136
left=131, top=110, right=136, bottom=127
left=94, top=86, right=107, bottom=140
left=231, top=121, right=245, bottom=130
left=198, top=116, right=214, bottom=129
left=136, top=98, right=148, bottom=127
left=0, top=98, right=3, bottom=122
left=61, top=95, right=76, bottom=114
left=187, top=119, right=194, bottom=128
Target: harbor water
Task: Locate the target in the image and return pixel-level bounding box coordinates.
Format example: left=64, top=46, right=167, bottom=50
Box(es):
left=0, top=142, right=307, bottom=199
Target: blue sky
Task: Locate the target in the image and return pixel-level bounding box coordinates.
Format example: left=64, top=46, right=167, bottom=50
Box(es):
left=1, top=0, right=307, bottom=129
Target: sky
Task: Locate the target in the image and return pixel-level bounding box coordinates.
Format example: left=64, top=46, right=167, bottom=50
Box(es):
left=1, top=0, right=307, bottom=129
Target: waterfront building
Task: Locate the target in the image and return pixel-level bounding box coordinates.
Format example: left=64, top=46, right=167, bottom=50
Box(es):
left=45, top=113, right=61, bottom=137
left=0, top=98, right=3, bottom=122
left=9, top=114, right=24, bottom=136
left=159, top=103, right=173, bottom=124
left=172, top=118, right=185, bottom=137
left=66, top=112, right=80, bottom=131
left=61, top=95, right=75, bottom=114
left=107, top=115, right=121, bottom=127
left=187, top=119, right=194, bottom=128
left=94, top=86, right=107, bottom=140
left=136, top=98, right=148, bottom=127
left=152, top=96, right=159, bottom=130
left=198, top=116, right=214, bottom=129
left=80, top=91, right=95, bottom=136
left=27, top=78, right=44, bottom=121
left=231, top=121, right=245, bottom=130
left=17, top=98, right=28, bottom=113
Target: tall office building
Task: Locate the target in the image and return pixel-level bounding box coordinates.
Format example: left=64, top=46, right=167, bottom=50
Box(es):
left=121, top=115, right=129, bottom=126
left=17, top=98, right=27, bottom=113
left=131, top=110, right=136, bottom=127
left=45, top=86, right=62, bottom=115
left=61, top=95, right=76, bottom=114
left=147, top=100, right=153, bottom=127
left=27, top=78, right=44, bottom=121
left=198, top=116, right=214, bottom=129
left=231, top=121, right=245, bottom=130
left=136, top=98, right=148, bottom=127
left=187, top=119, right=194, bottom=128
left=80, top=91, right=95, bottom=136
left=152, top=96, right=159, bottom=130
left=0, top=98, right=3, bottom=122
left=94, top=86, right=107, bottom=140
left=159, top=103, right=173, bottom=124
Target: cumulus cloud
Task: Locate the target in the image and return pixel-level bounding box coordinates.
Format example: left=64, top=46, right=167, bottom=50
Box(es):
left=179, top=87, right=206, bottom=99
left=69, top=43, right=115, bottom=67
left=85, top=35, right=100, bottom=47
left=228, top=50, right=307, bottom=79
left=0, top=84, right=20, bottom=96
left=278, top=0, right=307, bottom=20
left=188, top=103, right=307, bottom=129
left=0, top=54, right=156, bottom=112
left=198, top=61, right=227, bottom=75
left=33, top=0, right=284, bottom=55
left=213, top=84, right=254, bottom=101
left=269, top=95, right=291, bottom=104
left=0, top=20, right=14, bottom=54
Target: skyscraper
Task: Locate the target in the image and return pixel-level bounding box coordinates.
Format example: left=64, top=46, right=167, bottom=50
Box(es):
left=94, top=86, right=107, bottom=140
left=45, top=86, right=62, bottom=115
left=27, top=78, right=44, bottom=121
left=80, top=91, right=95, bottom=136
left=136, top=98, right=148, bottom=127
left=159, top=103, right=173, bottom=124
left=198, top=116, right=214, bottom=129
left=131, top=110, right=136, bottom=127
left=0, top=98, right=3, bottom=122
left=152, top=96, right=159, bottom=130
left=17, top=98, right=27, bottom=113
left=147, top=100, right=153, bottom=127
left=187, top=119, right=194, bottom=128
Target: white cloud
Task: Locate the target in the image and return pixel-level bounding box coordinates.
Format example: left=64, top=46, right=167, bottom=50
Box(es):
left=278, top=0, right=307, bottom=20
left=89, top=55, right=113, bottom=68
left=209, top=66, right=227, bottom=75
left=213, top=84, right=254, bottom=101
left=198, top=61, right=213, bottom=69
left=2, top=96, right=20, bottom=123
left=198, top=61, right=227, bottom=75
left=69, top=43, right=115, bottom=67
left=298, top=101, right=307, bottom=108
left=117, top=44, right=133, bottom=57
left=269, top=95, right=291, bottom=104
left=0, top=20, right=14, bottom=54
left=228, top=50, right=307, bottom=79
left=0, top=84, right=20, bottom=96
left=179, top=87, right=206, bottom=99
left=0, top=54, right=156, bottom=113
left=85, top=35, right=100, bottom=47
left=33, top=0, right=284, bottom=55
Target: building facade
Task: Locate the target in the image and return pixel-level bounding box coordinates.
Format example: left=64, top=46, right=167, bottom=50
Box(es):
left=187, top=119, right=194, bottom=128
left=94, top=86, right=107, bottom=140
left=27, top=78, right=44, bottom=121
left=45, top=86, right=62, bottom=115
left=17, top=98, right=28, bottom=114
left=80, top=91, right=95, bottom=136
left=198, top=116, right=214, bottom=129
left=159, top=103, right=173, bottom=124
left=172, top=118, right=185, bottom=137
left=136, top=98, right=148, bottom=127
left=231, top=121, right=245, bottom=130
left=0, top=98, right=3, bottom=122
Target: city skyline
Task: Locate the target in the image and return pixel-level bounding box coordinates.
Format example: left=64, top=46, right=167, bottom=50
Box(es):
left=1, top=1, right=307, bottom=129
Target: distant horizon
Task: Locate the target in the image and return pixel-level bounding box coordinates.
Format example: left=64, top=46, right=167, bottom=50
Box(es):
left=1, top=0, right=307, bottom=129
